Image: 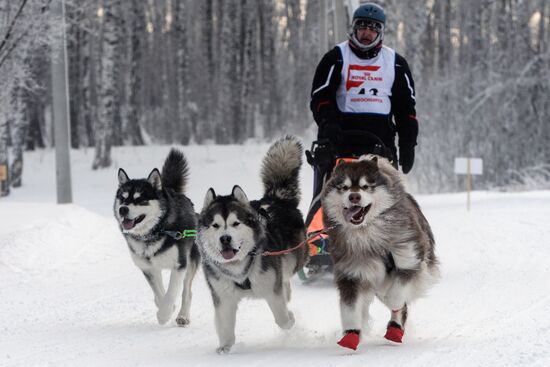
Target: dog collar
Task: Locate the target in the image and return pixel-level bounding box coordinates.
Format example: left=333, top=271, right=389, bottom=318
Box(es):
left=163, top=229, right=197, bottom=240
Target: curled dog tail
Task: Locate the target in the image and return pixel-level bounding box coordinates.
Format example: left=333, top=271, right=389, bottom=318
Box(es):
left=161, top=149, right=189, bottom=194
left=261, top=135, right=303, bottom=206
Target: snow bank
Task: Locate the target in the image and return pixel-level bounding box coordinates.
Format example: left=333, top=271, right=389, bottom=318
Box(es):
left=0, top=204, right=120, bottom=275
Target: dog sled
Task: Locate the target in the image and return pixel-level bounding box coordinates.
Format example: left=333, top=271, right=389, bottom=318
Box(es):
left=298, top=130, right=396, bottom=281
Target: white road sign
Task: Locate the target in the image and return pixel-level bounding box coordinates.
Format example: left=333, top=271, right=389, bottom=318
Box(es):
left=454, top=158, right=483, bottom=175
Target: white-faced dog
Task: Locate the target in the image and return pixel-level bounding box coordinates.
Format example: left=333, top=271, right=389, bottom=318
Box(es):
left=322, top=155, right=439, bottom=350
left=114, top=149, right=200, bottom=326
left=198, top=136, right=308, bottom=354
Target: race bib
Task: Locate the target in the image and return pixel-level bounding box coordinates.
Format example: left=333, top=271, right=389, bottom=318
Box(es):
left=336, top=43, right=395, bottom=115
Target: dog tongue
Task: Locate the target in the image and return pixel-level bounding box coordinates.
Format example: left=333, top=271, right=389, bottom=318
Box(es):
left=122, top=219, right=135, bottom=230
left=221, top=249, right=236, bottom=260
left=343, top=206, right=363, bottom=222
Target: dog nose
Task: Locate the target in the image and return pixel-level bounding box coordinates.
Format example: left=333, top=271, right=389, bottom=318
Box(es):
left=220, top=235, right=232, bottom=246
left=348, top=193, right=361, bottom=204
left=119, top=206, right=129, bottom=216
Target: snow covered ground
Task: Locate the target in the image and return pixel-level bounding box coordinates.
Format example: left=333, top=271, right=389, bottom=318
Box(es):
left=1, top=144, right=549, bottom=367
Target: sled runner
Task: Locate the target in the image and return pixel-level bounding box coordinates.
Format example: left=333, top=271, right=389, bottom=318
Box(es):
left=299, top=131, right=396, bottom=281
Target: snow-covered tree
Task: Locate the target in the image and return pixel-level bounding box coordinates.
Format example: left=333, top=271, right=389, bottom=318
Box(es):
left=0, top=0, right=54, bottom=193
left=92, top=0, right=122, bottom=169
left=123, top=0, right=145, bottom=146
left=173, top=0, right=192, bottom=144
left=0, top=0, right=548, bottom=192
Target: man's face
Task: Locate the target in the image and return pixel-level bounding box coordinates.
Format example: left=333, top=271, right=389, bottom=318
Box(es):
left=356, top=27, right=378, bottom=45
left=353, top=19, right=383, bottom=46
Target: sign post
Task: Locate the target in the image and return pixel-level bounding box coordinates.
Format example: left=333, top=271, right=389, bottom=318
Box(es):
left=454, top=157, right=483, bottom=211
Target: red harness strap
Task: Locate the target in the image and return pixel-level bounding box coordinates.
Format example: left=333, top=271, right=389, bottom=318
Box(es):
left=261, top=230, right=330, bottom=257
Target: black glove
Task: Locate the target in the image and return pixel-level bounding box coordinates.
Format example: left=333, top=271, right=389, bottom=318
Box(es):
left=313, top=144, right=334, bottom=171
left=399, top=146, right=415, bottom=174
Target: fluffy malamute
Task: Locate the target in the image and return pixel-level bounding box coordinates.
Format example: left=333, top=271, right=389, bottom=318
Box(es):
left=198, top=136, right=307, bottom=354
left=114, top=149, right=200, bottom=326
left=322, top=155, right=439, bottom=350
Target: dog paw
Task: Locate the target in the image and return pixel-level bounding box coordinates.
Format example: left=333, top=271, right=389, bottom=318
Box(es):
left=278, top=311, right=295, bottom=330
left=175, top=316, right=190, bottom=327
left=156, top=303, right=176, bottom=325
left=216, top=345, right=232, bottom=354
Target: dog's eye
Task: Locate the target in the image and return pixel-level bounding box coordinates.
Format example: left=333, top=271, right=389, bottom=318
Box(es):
left=338, top=185, right=349, bottom=191
left=232, top=221, right=240, bottom=227
left=361, top=185, right=372, bottom=190
left=212, top=223, right=220, bottom=229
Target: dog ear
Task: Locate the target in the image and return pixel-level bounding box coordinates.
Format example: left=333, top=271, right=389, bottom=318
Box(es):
left=232, top=185, right=249, bottom=204
left=203, top=188, right=216, bottom=209
left=332, top=161, right=347, bottom=176
left=147, top=169, right=162, bottom=190
left=335, top=158, right=347, bottom=166
left=371, top=156, right=378, bottom=165
left=118, top=169, right=130, bottom=186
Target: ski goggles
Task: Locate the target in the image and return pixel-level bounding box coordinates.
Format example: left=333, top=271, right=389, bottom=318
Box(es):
left=352, top=19, right=384, bottom=33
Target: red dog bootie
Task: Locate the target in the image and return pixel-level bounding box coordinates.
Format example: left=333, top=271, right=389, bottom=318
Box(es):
left=337, top=330, right=360, bottom=350
left=384, top=325, right=404, bottom=343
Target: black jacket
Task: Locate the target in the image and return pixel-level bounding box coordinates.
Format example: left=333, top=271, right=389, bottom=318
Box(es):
left=310, top=43, right=418, bottom=157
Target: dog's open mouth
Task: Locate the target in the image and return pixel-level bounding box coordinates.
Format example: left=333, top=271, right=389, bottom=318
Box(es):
left=121, top=214, right=145, bottom=230
left=343, top=205, right=371, bottom=225
left=220, top=248, right=239, bottom=260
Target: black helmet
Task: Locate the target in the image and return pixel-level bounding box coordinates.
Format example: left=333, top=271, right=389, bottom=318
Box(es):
left=349, top=3, right=386, bottom=53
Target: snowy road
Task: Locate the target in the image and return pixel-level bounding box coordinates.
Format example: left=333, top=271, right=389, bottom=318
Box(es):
left=1, top=145, right=549, bottom=366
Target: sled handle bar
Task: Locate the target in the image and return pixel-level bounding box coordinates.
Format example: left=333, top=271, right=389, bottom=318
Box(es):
left=307, top=130, right=387, bottom=158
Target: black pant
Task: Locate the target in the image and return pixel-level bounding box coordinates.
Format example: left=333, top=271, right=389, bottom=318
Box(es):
left=305, top=163, right=332, bottom=228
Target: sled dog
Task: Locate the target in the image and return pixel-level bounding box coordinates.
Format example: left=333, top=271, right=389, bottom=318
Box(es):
left=114, top=149, right=200, bottom=326
left=198, top=136, right=308, bottom=353
left=322, top=155, right=439, bottom=350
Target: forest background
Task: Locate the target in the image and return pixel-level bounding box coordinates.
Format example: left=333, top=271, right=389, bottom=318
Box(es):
left=0, top=0, right=548, bottom=194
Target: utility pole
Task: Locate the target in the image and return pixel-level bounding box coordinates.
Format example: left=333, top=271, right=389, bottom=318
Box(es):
left=346, top=0, right=361, bottom=21
left=333, top=0, right=347, bottom=43
left=324, top=0, right=353, bottom=49
left=319, top=0, right=328, bottom=53
left=51, top=0, right=73, bottom=204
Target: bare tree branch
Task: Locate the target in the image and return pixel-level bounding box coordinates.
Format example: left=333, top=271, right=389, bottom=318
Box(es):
left=0, top=0, right=29, bottom=56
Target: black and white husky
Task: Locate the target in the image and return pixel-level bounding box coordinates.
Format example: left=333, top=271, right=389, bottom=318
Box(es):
left=322, top=155, right=439, bottom=350
left=114, top=149, right=200, bottom=326
left=198, top=136, right=308, bottom=354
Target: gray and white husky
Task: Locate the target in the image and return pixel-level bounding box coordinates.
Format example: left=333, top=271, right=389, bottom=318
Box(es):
left=198, top=136, right=308, bottom=354
left=114, top=149, right=200, bottom=326
left=322, top=155, right=439, bottom=350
